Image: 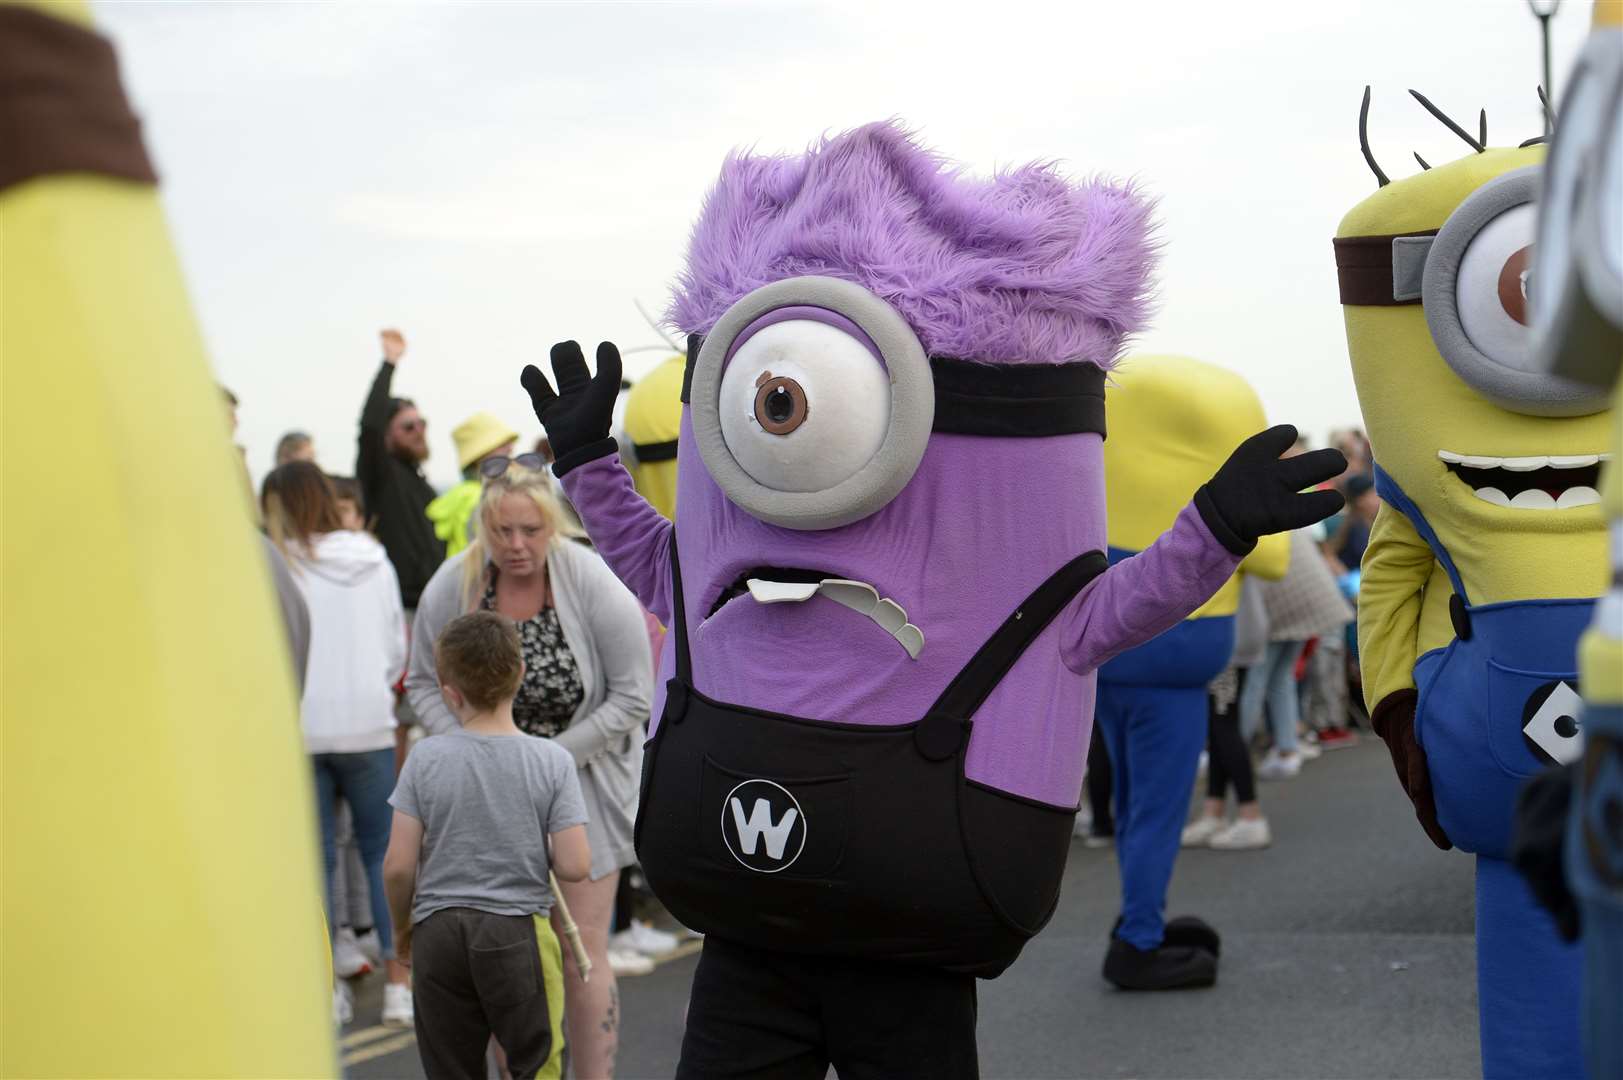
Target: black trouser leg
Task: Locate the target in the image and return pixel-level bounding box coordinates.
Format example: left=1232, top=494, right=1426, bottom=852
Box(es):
left=1206, top=669, right=1254, bottom=804
left=676, top=937, right=827, bottom=1080
left=824, top=957, right=979, bottom=1080
left=412, top=911, right=494, bottom=1080
left=1086, top=724, right=1114, bottom=832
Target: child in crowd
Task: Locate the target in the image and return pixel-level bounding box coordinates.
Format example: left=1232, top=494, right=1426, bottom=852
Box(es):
left=384, top=612, right=590, bottom=1079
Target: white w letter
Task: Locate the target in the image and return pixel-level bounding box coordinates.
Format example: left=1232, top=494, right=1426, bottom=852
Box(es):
left=729, top=797, right=799, bottom=859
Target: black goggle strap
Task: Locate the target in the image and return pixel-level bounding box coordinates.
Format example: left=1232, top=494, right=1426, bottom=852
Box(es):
left=680, top=333, right=1108, bottom=439
left=1333, top=229, right=1438, bottom=306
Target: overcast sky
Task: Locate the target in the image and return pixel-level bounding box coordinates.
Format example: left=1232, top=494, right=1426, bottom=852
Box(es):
left=95, top=0, right=1593, bottom=489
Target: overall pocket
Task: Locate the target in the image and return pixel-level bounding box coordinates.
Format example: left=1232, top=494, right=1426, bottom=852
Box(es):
left=1486, top=659, right=1583, bottom=776
left=699, top=755, right=852, bottom=879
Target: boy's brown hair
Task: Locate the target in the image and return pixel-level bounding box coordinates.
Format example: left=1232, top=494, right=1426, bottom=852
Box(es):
left=434, top=612, right=524, bottom=710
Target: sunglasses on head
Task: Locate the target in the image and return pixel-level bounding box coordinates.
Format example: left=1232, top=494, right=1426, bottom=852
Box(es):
left=479, top=452, right=548, bottom=480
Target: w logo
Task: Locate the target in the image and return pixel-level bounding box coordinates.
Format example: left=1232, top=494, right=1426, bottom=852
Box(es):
left=720, top=779, right=806, bottom=872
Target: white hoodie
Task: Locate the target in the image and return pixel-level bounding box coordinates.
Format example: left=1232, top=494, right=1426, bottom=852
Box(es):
left=290, top=531, right=407, bottom=754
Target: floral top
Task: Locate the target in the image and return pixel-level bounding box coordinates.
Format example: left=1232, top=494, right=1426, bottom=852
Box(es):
left=482, top=573, right=585, bottom=739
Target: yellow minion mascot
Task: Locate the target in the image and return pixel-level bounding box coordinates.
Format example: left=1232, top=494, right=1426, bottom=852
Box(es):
left=1334, top=86, right=1612, bottom=1079
left=1093, top=355, right=1292, bottom=990
left=2, top=2, right=334, bottom=1074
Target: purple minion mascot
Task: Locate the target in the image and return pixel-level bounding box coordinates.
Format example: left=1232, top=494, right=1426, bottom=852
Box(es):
left=524, top=123, right=1347, bottom=1077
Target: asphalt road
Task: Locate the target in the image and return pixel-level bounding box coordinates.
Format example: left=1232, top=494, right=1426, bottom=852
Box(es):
left=344, top=738, right=1481, bottom=1079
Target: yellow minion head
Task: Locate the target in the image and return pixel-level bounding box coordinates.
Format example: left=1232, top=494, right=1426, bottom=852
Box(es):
left=623, top=353, right=685, bottom=520
left=1335, top=89, right=1613, bottom=605
left=1105, top=355, right=1290, bottom=616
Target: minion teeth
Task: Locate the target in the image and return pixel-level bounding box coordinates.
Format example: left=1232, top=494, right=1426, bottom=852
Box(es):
left=1435, top=450, right=1607, bottom=508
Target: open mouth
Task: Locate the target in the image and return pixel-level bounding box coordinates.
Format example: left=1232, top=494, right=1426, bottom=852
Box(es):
left=707, top=567, right=925, bottom=659
left=1438, top=451, right=1608, bottom=510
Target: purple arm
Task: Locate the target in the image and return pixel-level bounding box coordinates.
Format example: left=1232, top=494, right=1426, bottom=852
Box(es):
left=1059, top=502, right=1243, bottom=674
left=558, top=454, right=675, bottom=625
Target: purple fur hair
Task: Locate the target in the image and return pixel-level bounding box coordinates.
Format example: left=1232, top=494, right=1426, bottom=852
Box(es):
left=667, top=121, right=1159, bottom=368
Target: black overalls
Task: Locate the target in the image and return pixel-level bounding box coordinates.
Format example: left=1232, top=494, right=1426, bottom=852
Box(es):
left=637, top=541, right=1108, bottom=1075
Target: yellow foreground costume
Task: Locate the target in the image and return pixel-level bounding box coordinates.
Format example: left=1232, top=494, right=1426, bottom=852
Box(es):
left=1, top=3, right=334, bottom=1074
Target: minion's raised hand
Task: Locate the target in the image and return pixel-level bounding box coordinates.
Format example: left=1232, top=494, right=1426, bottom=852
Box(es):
left=1194, top=425, right=1346, bottom=554
left=521, top=340, right=623, bottom=471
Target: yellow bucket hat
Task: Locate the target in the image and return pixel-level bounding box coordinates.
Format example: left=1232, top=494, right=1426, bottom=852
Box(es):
left=452, top=411, right=519, bottom=470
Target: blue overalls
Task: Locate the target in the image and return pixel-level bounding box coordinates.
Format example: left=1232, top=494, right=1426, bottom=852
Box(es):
left=1376, top=467, right=1588, bottom=1080
left=1096, top=546, right=1235, bottom=952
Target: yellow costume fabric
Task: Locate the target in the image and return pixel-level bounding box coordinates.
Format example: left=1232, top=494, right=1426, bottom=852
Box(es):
left=622, top=354, right=684, bottom=521
left=1, top=3, right=334, bottom=1073
left=1105, top=355, right=1289, bottom=616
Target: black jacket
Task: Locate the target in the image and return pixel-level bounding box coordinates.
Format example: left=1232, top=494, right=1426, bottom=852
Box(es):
left=357, top=362, right=445, bottom=608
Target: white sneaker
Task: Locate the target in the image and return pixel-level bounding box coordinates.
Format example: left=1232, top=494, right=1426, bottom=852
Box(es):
left=608, top=946, right=655, bottom=976
left=1072, top=808, right=1093, bottom=838
left=1256, top=750, right=1302, bottom=780
left=1180, top=815, right=1226, bottom=847
left=1209, top=817, right=1272, bottom=850
left=333, top=982, right=353, bottom=1026
left=1296, top=739, right=1323, bottom=761
left=381, top=982, right=413, bottom=1027
left=611, top=918, right=680, bottom=957
left=354, top=928, right=383, bottom=965
left=332, top=927, right=373, bottom=979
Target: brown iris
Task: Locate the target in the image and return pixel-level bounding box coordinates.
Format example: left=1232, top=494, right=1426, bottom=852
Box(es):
left=753, top=370, right=808, bottom=435
left=1497, top=245, right=1532, bottom=325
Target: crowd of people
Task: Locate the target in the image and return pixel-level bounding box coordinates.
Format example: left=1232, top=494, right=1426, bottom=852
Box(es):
left=1082, top=429, right=1380, bottom=852
left=232, top=331, right=1382, bottom=1079
left=232, top=329, right=697, bottom=1079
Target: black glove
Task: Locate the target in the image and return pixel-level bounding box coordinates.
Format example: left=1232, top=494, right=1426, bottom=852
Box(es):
left=1510, top=763, right=1581, bottom=941
left=521, top=341, right=622, bottom=476
left=1194, top=425, right=1347, bottom=555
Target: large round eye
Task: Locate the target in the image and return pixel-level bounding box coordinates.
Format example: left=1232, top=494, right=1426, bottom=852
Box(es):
left=717, top=319, right=891, bottom=492
left=1423, top=166, right=1610, bottom=416
left=1455, top=201, right=1535, bottom=369
left=688, top=276, right=935, bottom=531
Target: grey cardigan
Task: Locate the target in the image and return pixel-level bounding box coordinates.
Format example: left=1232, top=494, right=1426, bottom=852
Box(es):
left=407, top=539, right=651, bottom=880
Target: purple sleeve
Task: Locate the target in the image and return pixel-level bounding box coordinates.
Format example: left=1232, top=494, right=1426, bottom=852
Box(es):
left=1058, top=502, right=1243, bottom=675
left=558, top=454, right=675, bottom=625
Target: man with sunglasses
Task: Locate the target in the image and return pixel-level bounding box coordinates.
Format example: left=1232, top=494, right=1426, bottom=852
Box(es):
left=358, top=328, right=446, bottom=612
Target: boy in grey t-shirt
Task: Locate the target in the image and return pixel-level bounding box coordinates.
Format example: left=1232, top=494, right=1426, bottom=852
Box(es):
left=384, top=612, right=589, bottom=1079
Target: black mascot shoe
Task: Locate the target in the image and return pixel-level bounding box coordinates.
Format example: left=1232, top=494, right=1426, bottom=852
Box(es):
left=1111, top=915, right=1221, bottom=959
left=1163, top=915, right=1221, bottom=958
left=1102, top=934, right=1219, bottom=991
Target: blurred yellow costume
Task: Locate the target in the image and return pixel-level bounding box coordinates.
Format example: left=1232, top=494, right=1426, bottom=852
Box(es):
left=1, top=2, right=334, bottom=1074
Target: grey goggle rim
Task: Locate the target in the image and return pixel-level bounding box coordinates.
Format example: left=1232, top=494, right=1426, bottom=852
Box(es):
left=687, top=275, right=935, bottom=532
left=1417, top=166, right=1610, bottom=417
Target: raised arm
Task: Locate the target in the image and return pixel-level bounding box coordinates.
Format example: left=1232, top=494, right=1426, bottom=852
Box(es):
left=524, top=340, right=675, bottom=622
left=357, top=329, right=406, bottom=498
left=1060, top=503, right=1243, bottom=673
left=1063, top=425, right=1347, bottom=673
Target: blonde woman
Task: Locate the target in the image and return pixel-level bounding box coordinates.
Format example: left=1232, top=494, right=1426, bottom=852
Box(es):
left=407, top=462, right=651, bottom=1078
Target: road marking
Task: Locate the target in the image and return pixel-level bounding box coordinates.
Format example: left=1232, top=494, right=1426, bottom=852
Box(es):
left=342, top=1031, right=417, bottom=1066
left=340, top=1025, right=399, bottom=1049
